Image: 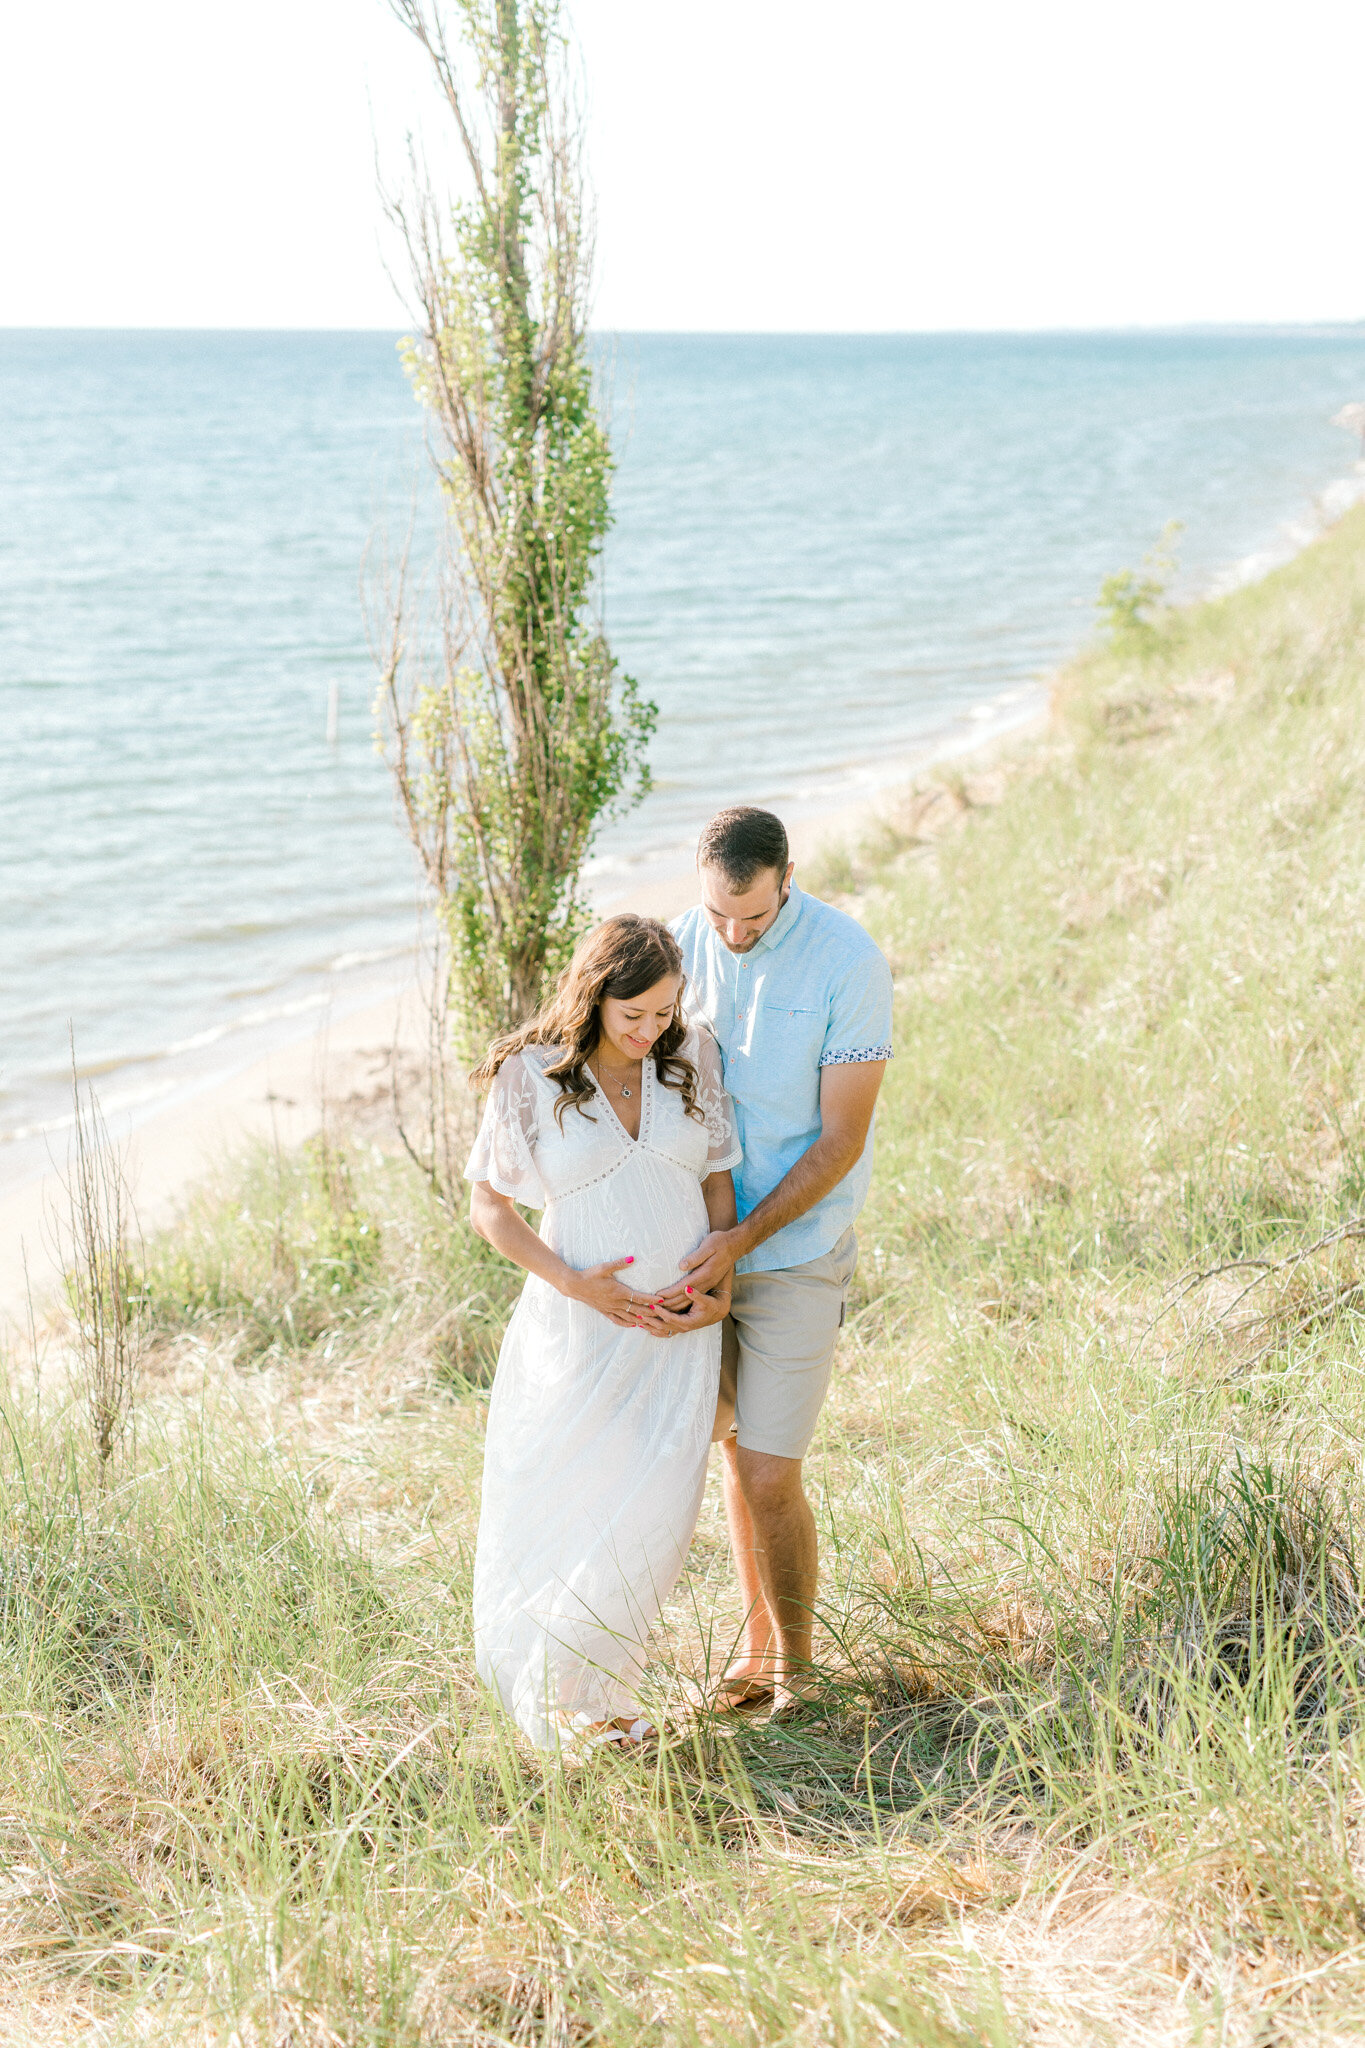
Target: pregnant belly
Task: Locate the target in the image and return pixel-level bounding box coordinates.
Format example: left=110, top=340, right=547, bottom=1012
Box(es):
left=543, top=1166, right=710, bottom=1297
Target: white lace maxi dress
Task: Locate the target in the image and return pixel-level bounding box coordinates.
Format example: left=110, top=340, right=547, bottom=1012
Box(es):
left=465, top=1026, right=741, bottom=1749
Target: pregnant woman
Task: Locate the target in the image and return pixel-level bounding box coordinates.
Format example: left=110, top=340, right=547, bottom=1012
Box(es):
left=466, top=914, right=740, bottom=1750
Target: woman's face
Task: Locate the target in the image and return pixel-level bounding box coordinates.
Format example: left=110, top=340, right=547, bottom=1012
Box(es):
left=597, top=974, right=682, bottom=1063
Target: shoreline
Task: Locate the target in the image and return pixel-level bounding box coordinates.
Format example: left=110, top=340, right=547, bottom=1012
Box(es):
left=6, top=440, right=1360, bottom=1230
left=0, top=680, right=1048, bottom=1180
left=0, top=703, right=1046, bottom=1330
left=7, top=455, right=1361, bottom=1332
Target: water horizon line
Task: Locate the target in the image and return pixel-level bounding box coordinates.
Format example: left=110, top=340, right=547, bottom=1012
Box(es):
left=3, top=319, right=1363, bottom=341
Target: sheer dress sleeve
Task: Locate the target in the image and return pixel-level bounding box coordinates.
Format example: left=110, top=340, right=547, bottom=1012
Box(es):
left=464, top=1052, right=548, bottom=1209
left=692, top=1028, right=742, bottom=1177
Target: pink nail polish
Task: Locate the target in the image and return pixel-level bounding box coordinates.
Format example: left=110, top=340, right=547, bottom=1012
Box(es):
left=625, top=1256, right=634, bottom=1265
left=686, top=1286, right=694, bottom=1296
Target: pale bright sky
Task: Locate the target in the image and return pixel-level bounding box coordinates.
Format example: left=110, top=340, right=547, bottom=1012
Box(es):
left=2, top=0, right=1362, bottom=331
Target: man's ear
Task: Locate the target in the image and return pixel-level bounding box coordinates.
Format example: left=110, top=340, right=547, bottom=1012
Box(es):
left=783, top=862, right=795, bottom=889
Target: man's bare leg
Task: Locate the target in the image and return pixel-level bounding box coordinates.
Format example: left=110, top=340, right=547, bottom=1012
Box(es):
left=718, top=1436, right=778, bottom=1698
left=728, top=1443, right=819, bottom=1710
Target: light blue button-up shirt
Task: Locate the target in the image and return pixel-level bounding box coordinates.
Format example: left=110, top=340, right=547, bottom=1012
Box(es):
left=673, top=882, right=894, bottom=1274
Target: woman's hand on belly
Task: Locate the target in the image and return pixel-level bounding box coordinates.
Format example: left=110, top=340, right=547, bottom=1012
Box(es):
left=562, top=1257, right=652, bottom=1327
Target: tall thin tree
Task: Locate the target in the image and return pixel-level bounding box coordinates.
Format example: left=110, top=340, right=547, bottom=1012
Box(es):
left=377, top=0, right=653, bottom=1055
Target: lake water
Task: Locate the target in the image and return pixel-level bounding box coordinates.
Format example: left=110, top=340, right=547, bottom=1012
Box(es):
left=3, top=327, right=1364, bottom=1160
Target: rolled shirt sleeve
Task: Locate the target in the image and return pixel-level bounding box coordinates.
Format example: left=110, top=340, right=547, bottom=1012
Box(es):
left=819, top=949, right=894, bottom=1067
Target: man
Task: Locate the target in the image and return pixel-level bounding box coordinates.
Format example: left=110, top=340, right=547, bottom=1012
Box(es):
left=653, top=805, right=892, bottom=1715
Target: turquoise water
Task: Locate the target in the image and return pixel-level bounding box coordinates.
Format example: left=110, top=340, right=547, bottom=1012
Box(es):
left=3, top=327, right=1364, bottom=1151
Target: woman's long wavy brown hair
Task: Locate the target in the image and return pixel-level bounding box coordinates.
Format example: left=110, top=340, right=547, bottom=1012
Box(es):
left=470, top=915, right=700, bottom=1128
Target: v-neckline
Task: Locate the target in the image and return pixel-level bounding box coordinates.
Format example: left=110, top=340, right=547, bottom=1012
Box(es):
left=589, top=1056, right=648, bottom=1146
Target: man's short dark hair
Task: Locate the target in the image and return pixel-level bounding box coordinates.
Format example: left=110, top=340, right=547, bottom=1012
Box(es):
left=697, top=806, right=790, bottom=892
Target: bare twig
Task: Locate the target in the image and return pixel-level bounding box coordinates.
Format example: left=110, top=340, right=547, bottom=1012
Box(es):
left=1132, top=1214, right=1365, bottom=1372
left=1238, top=1276, right=1365, bottom=1370
left=390, top=915, right=465, bottom=1209
left=63, top=1050, right=143, bottom=1480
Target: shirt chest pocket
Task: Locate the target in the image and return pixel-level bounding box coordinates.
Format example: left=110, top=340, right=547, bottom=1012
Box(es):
left=752, top=1001, right=825, bottom=1068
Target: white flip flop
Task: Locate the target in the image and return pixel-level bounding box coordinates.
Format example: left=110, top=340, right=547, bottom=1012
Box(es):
left=585, top=1716, right=657, bottom=1750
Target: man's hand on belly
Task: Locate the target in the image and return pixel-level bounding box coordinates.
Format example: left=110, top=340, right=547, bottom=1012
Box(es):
left=665, top=1228, right=737, bottom=1301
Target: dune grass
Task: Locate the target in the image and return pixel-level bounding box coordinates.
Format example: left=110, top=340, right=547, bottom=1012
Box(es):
left=6, top=506, right=1365, bottom=2043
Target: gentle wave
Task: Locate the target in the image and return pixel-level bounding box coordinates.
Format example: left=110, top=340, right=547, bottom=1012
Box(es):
left=1, top=1078, right=182, bottom=1147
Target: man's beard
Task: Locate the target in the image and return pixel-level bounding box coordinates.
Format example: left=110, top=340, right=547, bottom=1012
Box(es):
left=720, top=885, right=789, bottom=955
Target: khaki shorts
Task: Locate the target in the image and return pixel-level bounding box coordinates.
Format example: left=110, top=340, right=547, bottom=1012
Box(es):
left=712, top=1229, right=859, bottom=1460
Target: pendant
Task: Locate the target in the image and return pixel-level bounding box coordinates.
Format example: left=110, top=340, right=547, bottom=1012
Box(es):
left=620, top=1084, right=632, bottom=1097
